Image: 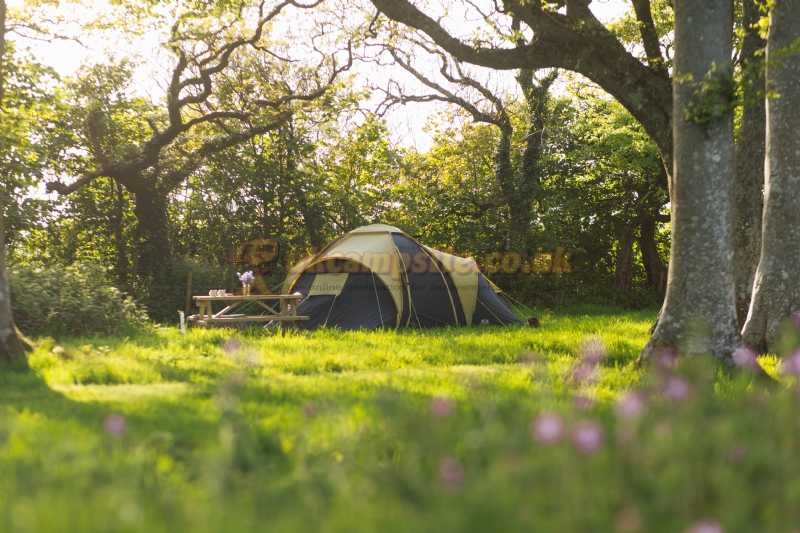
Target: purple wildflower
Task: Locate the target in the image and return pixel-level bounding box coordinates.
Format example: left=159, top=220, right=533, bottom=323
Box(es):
left=438, top=457, right=464, bottom=489
left=430, top=396, right=455, bottom=418
left=732, top=346, right=760, bottom=373
left=531, top=413, right=565, bottom=445
left=581, top=339, right=606, bottom=364
left=572, top=419, right=605, bottom=454
left=571, top=359, right=598, bottom=383
left=663, top=376, right=691, bottom=402
left=104, top=414, right=127, bottom=438
left=686, top=519, right=725, bottom=533
left=615, top=391, right=647, bottom=421
left=654, top=346, right=680, bottom=370
left=783, top=348, right=800, bottom=376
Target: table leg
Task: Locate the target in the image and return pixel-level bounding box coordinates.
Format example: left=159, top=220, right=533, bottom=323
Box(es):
left=290, top=297, right=299, bottom=330
left=280, top=298, right=289, bottom=331
left=198, top=301, right=212, bottom=327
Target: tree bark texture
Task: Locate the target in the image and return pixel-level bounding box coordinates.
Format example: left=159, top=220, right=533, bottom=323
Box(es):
left=614, top=223, right=634, bottom=291
left=640, top=0, right=740, bottom=362
left=0, top=206, right=30, bottom=362
left=112, top=179, right=129, bottom=291
left=732, top=0, right=767, bottom=328
left=0, top=0, right=30, bottom=363
left=639, top=219, right=666, bottom=290
left=742, top=0, right=800, bottom=353
left=133, top=183, right=174, bottom=322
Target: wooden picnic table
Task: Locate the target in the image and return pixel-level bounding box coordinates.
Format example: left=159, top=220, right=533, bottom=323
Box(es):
left=189, top=294, right=308, bottom=329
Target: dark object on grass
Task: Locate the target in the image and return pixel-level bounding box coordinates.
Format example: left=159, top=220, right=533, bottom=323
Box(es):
left=528, top=317, right=540, bottom=328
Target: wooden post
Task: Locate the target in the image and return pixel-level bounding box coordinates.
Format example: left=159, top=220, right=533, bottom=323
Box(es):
left=280, top=298, right=288, bottom=331
left=227, top=243, right=236, bottom=293
left=184, top=268, right=193, bottom=315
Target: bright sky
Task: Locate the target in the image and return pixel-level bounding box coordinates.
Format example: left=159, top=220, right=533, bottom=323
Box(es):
left=8, top=0, right=632, bottom=151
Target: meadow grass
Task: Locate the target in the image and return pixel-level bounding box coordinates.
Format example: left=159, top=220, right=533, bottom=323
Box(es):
left=1, top=305, right=798, bottom=533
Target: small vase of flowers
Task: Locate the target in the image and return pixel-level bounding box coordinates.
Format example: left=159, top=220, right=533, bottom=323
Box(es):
left=238, top=271, right=255, bottom=296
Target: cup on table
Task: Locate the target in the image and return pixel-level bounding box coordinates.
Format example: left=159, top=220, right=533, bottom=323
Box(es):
left=216, top=289, right=227, bottom=297
left=208, top=290, right=216, bottom=296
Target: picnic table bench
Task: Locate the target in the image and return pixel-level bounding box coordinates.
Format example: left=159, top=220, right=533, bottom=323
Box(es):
left=189, top=294, right=309, bottom=329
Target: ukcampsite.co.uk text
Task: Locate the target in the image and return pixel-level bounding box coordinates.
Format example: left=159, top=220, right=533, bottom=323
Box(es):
left=294, top=246, right=572, bottom=277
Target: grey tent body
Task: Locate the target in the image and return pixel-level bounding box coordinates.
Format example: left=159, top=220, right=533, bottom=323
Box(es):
left=281, top=224, right=523, bottom=330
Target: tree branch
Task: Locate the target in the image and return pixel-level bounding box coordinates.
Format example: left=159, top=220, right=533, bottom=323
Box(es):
left=630, top=0, right=668, bottom=78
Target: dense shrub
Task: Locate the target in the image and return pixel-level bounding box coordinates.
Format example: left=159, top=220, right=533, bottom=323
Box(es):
left=498, top=272, right=664, bottom=311
left=8, top=263, right=148, bottom=336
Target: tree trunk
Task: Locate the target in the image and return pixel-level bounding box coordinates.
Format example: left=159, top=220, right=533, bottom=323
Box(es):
left=0, top=0, right=30, bottom=363
left=640, top=0, right=740, bottom=362
left=511, top=69, right=557, bottom=256
left=614, top=223, right=634, bottom=291
left=0, top=205, right=31, bottom=363
left=112, top=178, right=129, bottom=291
left=741, top=0, right=800, bottom=353
left=493, top=115, right=519, bottom=252
left=132, top=181, right=174, bottom=322
left=732, top=0, right=767, bottom=328
left=639, top=218, right=666, bottom=290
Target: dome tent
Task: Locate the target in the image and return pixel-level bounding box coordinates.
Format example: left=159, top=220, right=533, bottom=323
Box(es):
left=281, top=224, right=523, bottom=330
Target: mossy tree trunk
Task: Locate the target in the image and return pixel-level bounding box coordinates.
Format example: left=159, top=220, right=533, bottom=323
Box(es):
left=732, top=0, right=767, bottom=329
left=640, top=0, right=741, bottom=362
left=742, top=0, right=800, bottom=352
left=0, top=206, right=30, bottom=363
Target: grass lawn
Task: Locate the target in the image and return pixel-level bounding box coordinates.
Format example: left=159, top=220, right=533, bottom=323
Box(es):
left=1, top=306, right=798, bottom=533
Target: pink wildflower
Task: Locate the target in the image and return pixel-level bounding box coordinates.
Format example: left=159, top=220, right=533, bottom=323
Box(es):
left=531, top=413, right=565, bottom=445
left=615, top=391, right=647, bottom=421
left=686, top=519, right=725, bottom=533
left=103, top=414, right=127, bottom=438
left=663, top=376, right=691, bottom=402
left=572, top=419, right=605, bottom=454
left=732, top=346, right=760, bottom=372
left=783, top=348, right=800, bottom=376
left=429, top=396, right=455, bottom=418
left=438, top=457, right=464, bottom=489
left=581, top=339, right=606, bottom=364
left=571, top=360, right=598, bottom=383
left=655, top=346, right=680, bottom=370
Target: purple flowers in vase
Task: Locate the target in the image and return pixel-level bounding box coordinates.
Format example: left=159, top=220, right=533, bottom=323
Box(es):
left=238, top=271, right=255, bottom=295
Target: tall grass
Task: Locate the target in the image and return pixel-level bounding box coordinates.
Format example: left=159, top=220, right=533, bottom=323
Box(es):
left=1, top=307, right=797, bottom=532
